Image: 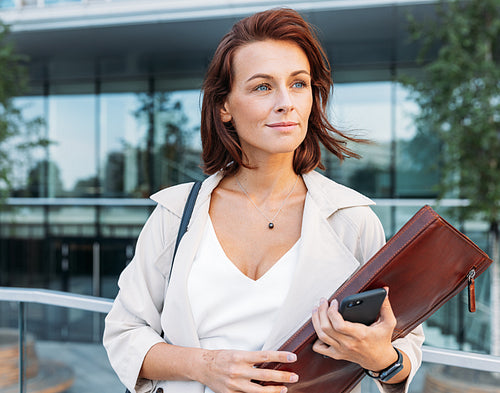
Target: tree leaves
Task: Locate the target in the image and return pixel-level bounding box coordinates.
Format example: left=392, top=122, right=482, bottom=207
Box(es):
left=0, top=20, right=46, bottom=204
left=402, top=0, right=500, bottom=223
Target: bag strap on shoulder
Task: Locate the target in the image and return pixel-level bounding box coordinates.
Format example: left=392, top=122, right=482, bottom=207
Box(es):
left=124, top=180, right=202, bottom=393
left=172, top=180, right=203, bottom=264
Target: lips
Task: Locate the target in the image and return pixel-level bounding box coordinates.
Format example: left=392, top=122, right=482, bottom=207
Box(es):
left=267, top=122, right=299, bottom=127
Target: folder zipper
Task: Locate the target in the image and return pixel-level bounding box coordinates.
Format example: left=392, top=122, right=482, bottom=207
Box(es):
left=467, top=268, right=476, bottom=313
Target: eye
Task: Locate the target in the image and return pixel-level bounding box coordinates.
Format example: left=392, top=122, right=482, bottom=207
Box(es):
left=292, top=80, right=308, bottom=89
left=255, top=84, right=271, bottom=92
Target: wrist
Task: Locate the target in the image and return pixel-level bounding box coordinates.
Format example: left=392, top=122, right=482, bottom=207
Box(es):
left=364, top=345, right=398, bottom=372
left=365, top=347, right=404, bottom=383
left=376, top=346, right=399, bottom=372
left=188, top=348, right=211, bottom=383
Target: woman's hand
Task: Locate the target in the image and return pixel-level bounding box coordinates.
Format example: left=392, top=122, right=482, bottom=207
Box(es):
left=196, top=349, right=299, bottom=393
left=311, top=287, right=399, bottom=373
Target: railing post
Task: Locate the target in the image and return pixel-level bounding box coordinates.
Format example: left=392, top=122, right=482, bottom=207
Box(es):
left=93, top=241, right=101, bottom=342
left=18, top=301, right=26, bottom=393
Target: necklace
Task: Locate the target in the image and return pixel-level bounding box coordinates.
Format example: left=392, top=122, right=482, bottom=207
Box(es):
left=235, top=174, right=300, bottom=230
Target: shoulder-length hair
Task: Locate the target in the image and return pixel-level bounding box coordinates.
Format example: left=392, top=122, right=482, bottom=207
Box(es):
left=201, top=8, right=363, bottom=175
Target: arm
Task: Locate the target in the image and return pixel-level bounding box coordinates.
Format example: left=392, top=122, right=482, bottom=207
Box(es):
left=103, top=205, right=173, bottom=392
left=140, top=343, right=299, bottom=393
left=104, top=205, right=301, bottom=393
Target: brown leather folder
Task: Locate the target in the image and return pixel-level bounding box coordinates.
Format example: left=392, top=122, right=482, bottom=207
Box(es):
left=260, top=205, right=492, bottom=393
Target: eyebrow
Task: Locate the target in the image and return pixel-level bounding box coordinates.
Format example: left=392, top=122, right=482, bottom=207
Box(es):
left=245, top=70, right=311, bottom=83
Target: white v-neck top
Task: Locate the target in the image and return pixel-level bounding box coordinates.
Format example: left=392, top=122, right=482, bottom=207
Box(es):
left=187, top=217, right=301, bottom=384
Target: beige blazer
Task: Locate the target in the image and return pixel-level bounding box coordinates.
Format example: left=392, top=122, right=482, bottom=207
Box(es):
left=104, top=170, right=424, bottom=393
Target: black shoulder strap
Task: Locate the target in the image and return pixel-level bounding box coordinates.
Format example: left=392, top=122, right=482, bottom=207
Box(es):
left=171, top=181, right=203, bottom=272
left=124, top=181, right=202, bottom=393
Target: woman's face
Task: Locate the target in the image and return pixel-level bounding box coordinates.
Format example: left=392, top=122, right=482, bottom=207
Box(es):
left=221, top=39, right=313, bottom=163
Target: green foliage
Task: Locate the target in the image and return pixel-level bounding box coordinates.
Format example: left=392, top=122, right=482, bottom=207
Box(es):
left=0, top=20, right=47, bottom=203
left=402, top=0, right=500, bottom=223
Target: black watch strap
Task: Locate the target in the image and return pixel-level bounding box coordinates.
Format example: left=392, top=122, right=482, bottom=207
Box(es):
left=364, top=347, right=404, bottom=383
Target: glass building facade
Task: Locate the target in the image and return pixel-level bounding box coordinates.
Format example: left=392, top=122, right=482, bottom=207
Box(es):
left=0, top=0, right=493, bottom=367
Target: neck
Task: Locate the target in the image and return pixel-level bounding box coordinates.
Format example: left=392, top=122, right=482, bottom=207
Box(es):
left=236, top=151, right=297, bottom=193
left=235, top=166, right=298, bottom=199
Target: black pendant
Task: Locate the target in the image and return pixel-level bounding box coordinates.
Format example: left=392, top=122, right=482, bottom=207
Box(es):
left=268, top=222, right=274, bottom=229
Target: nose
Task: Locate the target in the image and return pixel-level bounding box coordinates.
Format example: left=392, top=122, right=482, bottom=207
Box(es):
left=275, top=88, right=294, bottom=113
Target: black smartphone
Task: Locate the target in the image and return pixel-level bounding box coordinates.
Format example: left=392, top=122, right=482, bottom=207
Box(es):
left=338, top=288, right=387, bottom=326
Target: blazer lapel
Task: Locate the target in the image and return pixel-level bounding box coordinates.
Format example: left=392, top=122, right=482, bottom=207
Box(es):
left=160, top=175, right=221, bottom=348
left=262, top=191, right=362, bottom=350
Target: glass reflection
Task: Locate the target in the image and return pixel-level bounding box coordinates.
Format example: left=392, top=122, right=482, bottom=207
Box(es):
left=99, top=89, right=204, bottom=197
left=395, top=84, right=440, bottom=197
left=100, top=90, right=148, bottom=197
left=0, top=0, right=15, bottom=8
left=48, top=93, right=96, bottom=197
left=45, top=0, right=81, bottom=4
left=153, top=90, right=204, bottom=190
left=329, top=82, right=392, bottom=198
left=9, top=96, right=46, bottom=197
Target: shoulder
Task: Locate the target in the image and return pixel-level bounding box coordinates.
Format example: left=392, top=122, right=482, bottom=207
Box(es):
left=303, top=171, right=385, bottom=261
left=302, top=170, right=375, bottom=212
left=149, top=172, right=222, bottom=217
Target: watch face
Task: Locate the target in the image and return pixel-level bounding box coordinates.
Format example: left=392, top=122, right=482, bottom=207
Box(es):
left=367, top=370, right=380, bottom=378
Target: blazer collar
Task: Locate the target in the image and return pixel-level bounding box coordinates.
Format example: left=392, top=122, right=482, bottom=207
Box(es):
left=301, top=170, right=375, bottom=217
left=150, top=171, right=222, bottom=218
left=150, top=170, right=374, bottom=219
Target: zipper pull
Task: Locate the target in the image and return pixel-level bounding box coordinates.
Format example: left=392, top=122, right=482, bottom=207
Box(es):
left=467, top=269, right=476, bottom=313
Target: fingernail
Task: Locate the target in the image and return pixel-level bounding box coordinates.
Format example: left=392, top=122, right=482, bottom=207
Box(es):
left=312, top=307, right=318, bottom=313
left=281, top=388, right=287, bottom=393
left=290, top=374, right=299, bottom=382
left=287, top=353, right=297, bottom=362
left=319, top=297, right=327, bottom=305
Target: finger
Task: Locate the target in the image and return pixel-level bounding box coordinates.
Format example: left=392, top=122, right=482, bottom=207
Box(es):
left=253, top=351, right=297, bottom=364
left=317, top=298, right=335, bottom=332
left=251, top=367, right=299, bottom=385
left=326, top=299, right=346, bottom=329
left=312, top=302, right=343, bottom=349
left=311, top=304, right=321, bottom=333
left=325, top=299, right=359, bottom=338
left=312, top=339, right=346, bottom=361
left=378, top=287, right=397, bottom=328
left=240, top=379, right=290, bottom=393
left=312, top=299, right=334, bottom=343
left=312, top=339, right=330, bottom=356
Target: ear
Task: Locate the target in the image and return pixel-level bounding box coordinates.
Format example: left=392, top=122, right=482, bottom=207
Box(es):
left=220, top=103, right=232, bottom=123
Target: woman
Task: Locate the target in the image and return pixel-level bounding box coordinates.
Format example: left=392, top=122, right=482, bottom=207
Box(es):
left=104, top=8, right=424, bottom=393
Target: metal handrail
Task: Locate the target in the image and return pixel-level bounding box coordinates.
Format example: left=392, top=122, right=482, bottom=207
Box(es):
left=0, top=287, right=113, bottom=313
left=5, top=197, right=155, bottom=207
left=1, top=286, right=500, bottom=392
left=0, top=287, right=113, bottom=393
left=423, top=346, right=500, bottom=373
left=4, top=197, right=469, bottom=207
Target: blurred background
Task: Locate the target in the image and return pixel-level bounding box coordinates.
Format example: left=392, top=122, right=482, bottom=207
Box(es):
left=0, top=0, right=499, bottom=392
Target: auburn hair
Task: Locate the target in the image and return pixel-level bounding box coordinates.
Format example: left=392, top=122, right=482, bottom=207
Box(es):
left=201, top=8, right=363, bottom=175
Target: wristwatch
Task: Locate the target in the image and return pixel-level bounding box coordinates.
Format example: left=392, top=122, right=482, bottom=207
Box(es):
left=364, top=347, right=404, bottom=383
